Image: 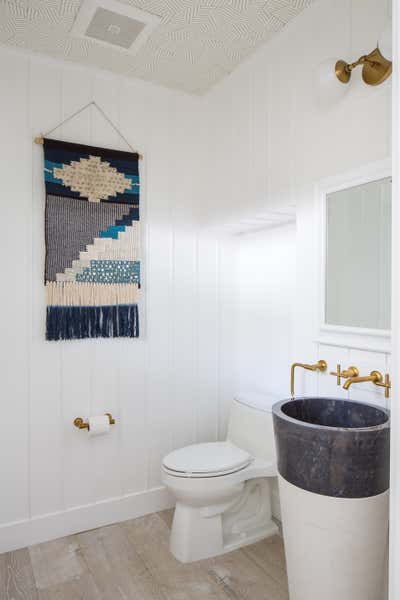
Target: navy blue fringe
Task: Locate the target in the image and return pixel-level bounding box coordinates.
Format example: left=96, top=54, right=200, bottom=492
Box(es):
left=46, top=304, right=139, bottom=340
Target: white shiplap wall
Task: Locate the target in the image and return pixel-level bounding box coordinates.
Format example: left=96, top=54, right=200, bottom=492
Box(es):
left=0, top=0, right=393, bottom=554
left=0, top=48, right=235, bottom=551
left=204, top=0, right=392, bottom=409
left=236, top=224, right=296, bottom=398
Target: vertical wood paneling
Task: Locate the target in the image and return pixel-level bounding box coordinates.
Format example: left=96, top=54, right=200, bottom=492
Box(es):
left=171, top=227, right=197, bottom=450
left=88, top=74, right=123, bottom=503
left=217, top=237, right=237, bottom=439
left=0, top=50, right=228, bottom=537
left=146, top=202, right=174, bottom=489
left=115, top=77, right=150, bottom=496
left=196, top=233, right=219, bottom=443
left=250, top=55, right=268, bottom=208
left=1, top=0, right=391, bottom=547
left=119, top=337, right=148, bottom=495
left=203, top=0, right=391, bottom=433
left=0, top=52, right=31, bottom=525
left=139, top=89, right=174, bottom=489
left=29, top=58, right=64, bottom=518
left=89, top=342, right=122, bottom=501
left=236, top=225, right=296, bottom=397
left=59, top=68, right=96, bottom=510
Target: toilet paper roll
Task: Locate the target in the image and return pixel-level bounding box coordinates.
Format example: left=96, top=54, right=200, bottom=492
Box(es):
left=88, top=415, right=110, bottom=437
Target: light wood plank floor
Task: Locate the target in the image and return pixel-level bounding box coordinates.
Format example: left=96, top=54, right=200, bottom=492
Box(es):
left=0, top=510, right=289, bottom=599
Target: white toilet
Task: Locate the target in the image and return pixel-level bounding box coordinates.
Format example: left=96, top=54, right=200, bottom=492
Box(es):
left=162, top=392, right=279, bottom=563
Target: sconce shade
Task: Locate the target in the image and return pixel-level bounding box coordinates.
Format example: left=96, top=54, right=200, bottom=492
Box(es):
left=362, top=47, right=392, bottom=86
left=316, top=58, right=350, bottom=105
left=378, top=22, right=392, bottom=61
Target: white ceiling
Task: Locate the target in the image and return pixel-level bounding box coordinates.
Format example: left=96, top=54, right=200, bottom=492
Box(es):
left=0, top=0, right=314, bottom=94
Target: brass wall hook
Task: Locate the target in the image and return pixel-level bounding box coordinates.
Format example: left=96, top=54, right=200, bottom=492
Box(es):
left=290, top=360, right=327, bottom=398
left=330, top=364, right=359, bottom=386
left=73, top=413, right=115, bottom=430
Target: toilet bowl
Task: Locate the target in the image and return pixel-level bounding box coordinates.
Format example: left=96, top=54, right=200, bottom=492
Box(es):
left=162, top=392, right=279, bottom=563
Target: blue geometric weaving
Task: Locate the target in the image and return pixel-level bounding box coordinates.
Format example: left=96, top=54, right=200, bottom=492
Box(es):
left=43, top=138, right=141, bottom=340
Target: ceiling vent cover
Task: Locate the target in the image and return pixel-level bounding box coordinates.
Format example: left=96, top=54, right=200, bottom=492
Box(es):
left=71, top=0, right=161, bottom=54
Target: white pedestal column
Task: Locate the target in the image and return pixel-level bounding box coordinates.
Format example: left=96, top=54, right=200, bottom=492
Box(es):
left=279, top=475, right=389, bottom=600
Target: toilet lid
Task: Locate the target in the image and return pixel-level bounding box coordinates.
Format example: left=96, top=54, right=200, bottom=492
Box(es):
left=163, top=442, right=252, bottom=477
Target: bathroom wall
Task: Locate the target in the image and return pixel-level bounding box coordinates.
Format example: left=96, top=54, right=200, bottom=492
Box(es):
left=236, top=223, right=296, bottom=397
left=0, top=48, right=236, bottom=551
left=204, top=0, right=392, bottom=412
left=0, top=0, right=392, bottom=553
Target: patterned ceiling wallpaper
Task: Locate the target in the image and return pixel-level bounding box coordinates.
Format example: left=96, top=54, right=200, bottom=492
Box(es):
left=0, top=0, right=314, bottom=94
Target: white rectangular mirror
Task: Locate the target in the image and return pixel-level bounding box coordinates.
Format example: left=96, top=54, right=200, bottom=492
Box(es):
left=325, top=177, right=391, bottom=332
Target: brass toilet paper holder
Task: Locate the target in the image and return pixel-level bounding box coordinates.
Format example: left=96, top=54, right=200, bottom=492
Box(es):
left=73, top=413, right=115, bottom=430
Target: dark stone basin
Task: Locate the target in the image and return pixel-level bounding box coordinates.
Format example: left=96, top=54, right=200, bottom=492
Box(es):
left=272, top=397, right=390, bottom=498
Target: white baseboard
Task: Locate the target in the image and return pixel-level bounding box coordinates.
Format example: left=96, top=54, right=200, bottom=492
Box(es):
left=0, top=486, right=174, bottom=554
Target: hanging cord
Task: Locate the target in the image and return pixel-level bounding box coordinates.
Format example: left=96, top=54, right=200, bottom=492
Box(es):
left=34, top=101, right=142, bottom=158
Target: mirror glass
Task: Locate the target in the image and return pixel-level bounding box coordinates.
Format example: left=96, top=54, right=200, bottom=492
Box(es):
left=325, top=177, right=391, bottom=331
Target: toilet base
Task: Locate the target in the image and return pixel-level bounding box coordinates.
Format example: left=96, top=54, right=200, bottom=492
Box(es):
left=170, top=477, right=278, bottom=563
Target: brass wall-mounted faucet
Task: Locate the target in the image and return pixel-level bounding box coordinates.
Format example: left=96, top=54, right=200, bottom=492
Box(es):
left=343, top=370, right=391, bottom=399
left=290, top=360, right=327, bottom=398
left=330, top=364, right=359, bottom=386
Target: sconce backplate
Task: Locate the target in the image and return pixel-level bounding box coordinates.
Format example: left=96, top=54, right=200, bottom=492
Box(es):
left=335, top=59, right=351, bottom=84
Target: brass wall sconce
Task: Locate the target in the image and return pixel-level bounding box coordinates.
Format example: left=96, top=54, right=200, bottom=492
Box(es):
left=317, top=22, right=392, bottom=103
left=290, top=360, right=327, bottom=398
left=335, top=47, right=392, bottom=87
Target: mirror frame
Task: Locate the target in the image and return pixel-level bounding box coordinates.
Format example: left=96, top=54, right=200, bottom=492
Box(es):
left=316, top=159, right=392, bottom=353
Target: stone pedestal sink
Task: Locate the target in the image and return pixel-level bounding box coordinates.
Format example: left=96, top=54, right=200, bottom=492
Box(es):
left=272, top=397, right=390, bottom=600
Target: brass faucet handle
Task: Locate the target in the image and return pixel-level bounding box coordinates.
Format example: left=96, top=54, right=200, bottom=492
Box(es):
left=342, top=366, right=359, bottom=379
left=375, top=373, right=391, bottom=399
left=370, top=370, right=383, bottom=384
left=316, top=360, right=328, bottom=372
left=330, top=364, right=342, bottom=385
left=330, top=364, right=359, bottom=385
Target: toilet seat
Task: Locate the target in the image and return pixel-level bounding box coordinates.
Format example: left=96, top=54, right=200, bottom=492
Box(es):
left=163, top=441, right=252, bottom=478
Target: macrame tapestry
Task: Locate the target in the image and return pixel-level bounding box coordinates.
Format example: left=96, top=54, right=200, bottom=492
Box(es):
left=43, top=139, right=140, bottom=340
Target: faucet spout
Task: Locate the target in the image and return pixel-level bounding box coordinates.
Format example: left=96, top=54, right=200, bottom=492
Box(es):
left=343, top=370, right=383, bottom=390
left=290, top=360, right=327, bottom=397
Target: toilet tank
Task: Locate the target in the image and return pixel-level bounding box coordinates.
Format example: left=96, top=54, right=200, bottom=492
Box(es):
left=227, top=392, right=279, bottom=463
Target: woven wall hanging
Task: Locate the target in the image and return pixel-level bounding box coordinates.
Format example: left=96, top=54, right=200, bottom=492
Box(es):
left=39, top=121, right=141, bottom=341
